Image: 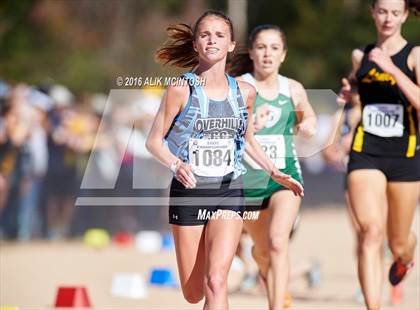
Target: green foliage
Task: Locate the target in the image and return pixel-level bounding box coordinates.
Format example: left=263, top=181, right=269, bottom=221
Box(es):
left=0, top=0, right=418, bottom=94
left=246, top=0, right=419, bottom=90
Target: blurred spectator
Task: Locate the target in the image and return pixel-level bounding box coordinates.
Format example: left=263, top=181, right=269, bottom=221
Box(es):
left=18, top=87, right=52, bottom=240
left=44, top=84, right=89, bottom=240
left=0, top=81, right=11, bottom=214
left=0, top=84, right=33, bottom=239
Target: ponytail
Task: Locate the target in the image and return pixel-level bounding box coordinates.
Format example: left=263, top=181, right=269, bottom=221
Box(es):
left=228, top=45, right=253, bottom=77
left=155, top=23, right=198, bottom=68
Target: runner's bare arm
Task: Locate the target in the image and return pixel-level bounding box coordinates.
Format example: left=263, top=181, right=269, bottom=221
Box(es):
left=290, top=79, right=317, bottom=138
left=338, top=49, right=363, bottom=136
left=338, top=49, right=363, bottom=107
left=146, top=84, right=186, bottom=166
left=146, top=84, right=196, bottom=188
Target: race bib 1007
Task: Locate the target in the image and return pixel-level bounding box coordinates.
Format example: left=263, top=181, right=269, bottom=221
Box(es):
left=363, top=104, right=404, bottom=137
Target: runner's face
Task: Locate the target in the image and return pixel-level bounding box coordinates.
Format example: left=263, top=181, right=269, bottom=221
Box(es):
left=249, top=29, right=286, bottom=77
left=371, top=0, right=408, bottom=37
left=194, top=16, right=235, bottom=65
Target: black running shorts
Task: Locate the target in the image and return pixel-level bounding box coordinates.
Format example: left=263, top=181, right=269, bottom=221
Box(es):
left=169, top=172, right=245, bottom=226
left=347, top=151, right=420, bottom=182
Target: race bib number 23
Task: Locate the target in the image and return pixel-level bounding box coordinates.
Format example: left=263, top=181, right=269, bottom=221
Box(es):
left=243, top=135, right=286, bottom=170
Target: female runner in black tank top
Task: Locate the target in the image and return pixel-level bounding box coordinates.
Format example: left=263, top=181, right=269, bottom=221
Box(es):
left=337, top=1, right=419, bottom=309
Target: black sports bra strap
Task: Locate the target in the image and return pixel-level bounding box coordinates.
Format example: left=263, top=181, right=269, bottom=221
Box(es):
left=398, top=43, right=415, bottom=59
left=363, top=44, right=376, bottom=54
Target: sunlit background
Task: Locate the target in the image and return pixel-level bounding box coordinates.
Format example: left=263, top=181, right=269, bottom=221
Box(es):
left=0, top=1, right=419, bottom=309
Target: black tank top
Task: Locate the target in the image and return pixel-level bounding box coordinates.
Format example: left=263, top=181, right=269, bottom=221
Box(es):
left=352, top=43, right=418, bottom=157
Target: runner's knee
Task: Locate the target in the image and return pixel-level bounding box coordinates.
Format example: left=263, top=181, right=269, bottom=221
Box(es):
left=360, top=224, right=384, bottom=248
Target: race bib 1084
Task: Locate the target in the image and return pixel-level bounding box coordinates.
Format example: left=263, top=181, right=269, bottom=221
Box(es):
left=189, top=138, right=235, bottom=177
left=363, top=104, right=404, bottom=137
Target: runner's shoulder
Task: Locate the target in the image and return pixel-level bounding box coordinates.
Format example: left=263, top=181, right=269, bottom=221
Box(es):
left=166, top=82, right=190, bottom=107
left=352, top=48, right=364, bottom=66
left=236, top=79, right=257, bottom=100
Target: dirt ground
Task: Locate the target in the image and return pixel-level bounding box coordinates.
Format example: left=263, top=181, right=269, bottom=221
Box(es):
left=1, top=207, right=419, bottom=310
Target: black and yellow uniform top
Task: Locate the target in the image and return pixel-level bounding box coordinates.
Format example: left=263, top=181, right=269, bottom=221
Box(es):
left=352, top=43, right=418, bottom=158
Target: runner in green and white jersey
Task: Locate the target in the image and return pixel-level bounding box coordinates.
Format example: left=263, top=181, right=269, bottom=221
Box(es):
left=241, top=72, right=303, bottom=204
left=230, top=24, right=317, bottom=309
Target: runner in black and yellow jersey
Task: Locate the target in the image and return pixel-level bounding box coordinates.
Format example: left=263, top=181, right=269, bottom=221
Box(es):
left=337, top=1, right=420, bottom=309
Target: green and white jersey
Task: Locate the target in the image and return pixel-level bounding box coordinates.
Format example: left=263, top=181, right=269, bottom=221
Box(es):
left=241, top=73, right=303, bottom=201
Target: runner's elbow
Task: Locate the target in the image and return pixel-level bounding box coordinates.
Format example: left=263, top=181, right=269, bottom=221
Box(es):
left=145, top=137, right=156, bottom=154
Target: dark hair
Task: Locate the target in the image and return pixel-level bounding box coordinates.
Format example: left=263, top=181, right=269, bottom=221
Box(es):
left=372, top=0, right=420, bottom=16
left=229, top=24, right=287, bottom=77
left=155, top=10, right=234, bottom=68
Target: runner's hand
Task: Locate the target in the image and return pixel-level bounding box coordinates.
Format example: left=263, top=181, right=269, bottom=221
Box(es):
left=297, top=119, right=316, bottom=138
left=271, top=170, right=304, bottom=197
left=175, top=162, right=197, bottom=189
left=369, top=47, right=398, bottom=75
left=337, top=78, right=352, bottom=106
